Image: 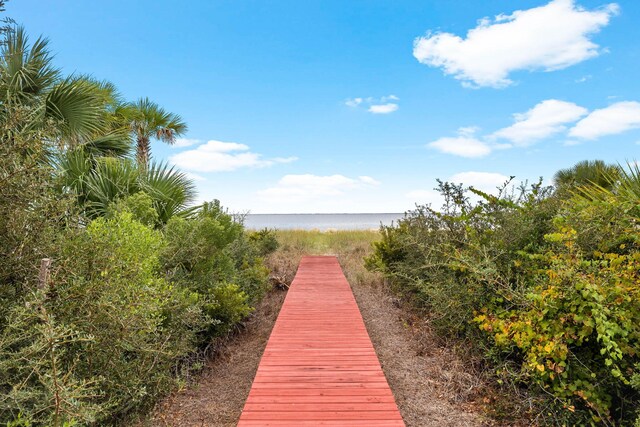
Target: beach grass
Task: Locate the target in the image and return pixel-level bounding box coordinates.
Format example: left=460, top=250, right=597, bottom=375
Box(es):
left=266, top=229, right=383, bottom=287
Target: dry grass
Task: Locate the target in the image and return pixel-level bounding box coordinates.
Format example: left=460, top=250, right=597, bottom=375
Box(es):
left=265, top=229, right=382, bottom=288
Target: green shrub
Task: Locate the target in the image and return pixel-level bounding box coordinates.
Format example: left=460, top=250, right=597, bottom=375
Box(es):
left=162, top=200, right=269, bottom=338
left=248, top=228, right=280, bottom=256
left=0, top=107, right=73, bottom=327
left=107, top=191, right=159, bottom=226
left=0, top=290, right=101, bottom=426
left=209, top=283, right=253, bottom=334
left=0, top=212, right=206, bottom=425
left=368, top=178, right=640, bottom=425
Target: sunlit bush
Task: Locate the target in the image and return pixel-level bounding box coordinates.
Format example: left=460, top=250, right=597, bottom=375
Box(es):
left=162, top=200, right=270, bottom=338
left=0, top=212, right=205, bottom=425
left=367, top=175, right=640, bottom=425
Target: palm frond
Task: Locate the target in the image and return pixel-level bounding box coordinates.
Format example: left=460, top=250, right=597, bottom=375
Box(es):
left=45, top=76, right=105, bottom=138
left=81, top=128, right=131, bottom=158
left=123, top=97, right=187, bottom=165
left=83, top=158, right=140, bottom=218
left=554, top=160, right=620, bottom=191
left=141, top=162, right=196, bottom=223
left=55, top=147, right=93, bottom=199
left=0, top=26, right=59, bottom=101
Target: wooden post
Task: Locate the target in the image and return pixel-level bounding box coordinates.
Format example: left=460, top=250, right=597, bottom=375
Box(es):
left=38, top=258, right=51, bottom=290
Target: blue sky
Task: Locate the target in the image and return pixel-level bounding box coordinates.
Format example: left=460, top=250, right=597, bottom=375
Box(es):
left=9, top=0, right=640, bottom=212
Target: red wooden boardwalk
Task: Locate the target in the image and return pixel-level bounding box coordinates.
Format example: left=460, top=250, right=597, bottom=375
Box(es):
left=238, top=256, right=405, bottom=426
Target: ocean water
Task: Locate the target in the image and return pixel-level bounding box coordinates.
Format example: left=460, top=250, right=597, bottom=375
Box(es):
left=243, top=213, right=404, bottom=231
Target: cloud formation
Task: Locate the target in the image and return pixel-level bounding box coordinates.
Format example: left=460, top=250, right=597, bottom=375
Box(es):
left=368, top=103, right=399, bottom=114
left=170, top=140, right=297, bottom=172
left=431, top=98, right=640, bottom=158
left=569, top=101, right=640, bottom=139
left=492, top=99, right=588, bottom=145
left=258, top=174, right=380, bottom=201
left=346, top=95, right=399, bottom=114
left=413, top=0, right=619, bottom=88
left=173, top=138, right=201, bottom=148
left=427, top=127, right=492, bottom=158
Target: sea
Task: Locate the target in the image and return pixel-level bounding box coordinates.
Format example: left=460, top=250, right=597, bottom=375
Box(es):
left=243, top=213, right=405, bottom=231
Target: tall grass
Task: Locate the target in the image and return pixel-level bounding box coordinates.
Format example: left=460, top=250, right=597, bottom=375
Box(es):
left=267, top=229, right=383, bottom=287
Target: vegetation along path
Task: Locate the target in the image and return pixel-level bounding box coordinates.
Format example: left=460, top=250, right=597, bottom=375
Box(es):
left=238, top=256, right=405, bottom=426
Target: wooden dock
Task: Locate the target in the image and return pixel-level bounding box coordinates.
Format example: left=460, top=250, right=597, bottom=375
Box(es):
left=238, top=256, right=405, bottom=426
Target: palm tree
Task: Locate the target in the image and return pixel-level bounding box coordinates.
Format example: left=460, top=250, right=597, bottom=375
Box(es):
left=576, top=161, right=640, bottom=215
left=2, top=26, right=196, bottom=225
left=57, top=149, right=196, bottom=225
left=122, top=97, right=187, bottom=168
left=554, top=160, right=620, bottom=195
left=0, top=27, right=104, bottom=139
left=0, top=26, right=131, bottom=158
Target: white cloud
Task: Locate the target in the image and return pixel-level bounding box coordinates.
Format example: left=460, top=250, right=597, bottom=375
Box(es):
left=428, top=97, right=640, bottom=158
left=183, top=172, right=207, bottom=181
left=346, top=95, right=400, bottom=114
left=575, top=75, right=592, bottom=83
left=569, top=101, right=640, bottom=139
left=413, top=0, right=619, bottom=88
left=170, top=140, right=297, bottom=172
left=258, top=174, right=380, bottom=201
left=427, top=127, right=492, bottom=157
left=449, top=171, right=512, bottom=193
left=359, top=176, right=381, bottom=185
left=345, top=97, right=363, bottom=107
left=381, top=95, right=399, bottom=102
left=173, top=138, right=201, bottom=148
left=368, top=103, right=399, bottom=114
left=492, top=99, right=588, bottom=145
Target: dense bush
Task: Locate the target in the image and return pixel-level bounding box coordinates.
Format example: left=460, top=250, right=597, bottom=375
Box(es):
left=1, top=212, right=203, bottom=425
left=0, top=105, right=72, bottom=327
left=367, top=175, right=640, bottom=425
left=0, top=202, right=274, bottom=425
left=162, top=201, right=271, bottom=337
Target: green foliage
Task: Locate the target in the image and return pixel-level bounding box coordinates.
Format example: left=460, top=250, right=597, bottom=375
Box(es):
left=107, top=191, right=159, bottom=226
left=0, top=213, right=208, bottom=425
left=633, top=368, right=640, bottom=426
left=368, top=172, right=640, bottom=425
left=0, top=24, right=272, bottom=426
left=0, top=291, right=101, bottom=426
left=58, top=151, right=196, bottom=224
left=0, top=103, right=72, bottom=328
left=554, top=160, right=620, bottom=197
left=162, top=200, right=269, bottom=337
left=209, top=283, right=253, bottom=334
left=248, top=228, right=280, bottom=256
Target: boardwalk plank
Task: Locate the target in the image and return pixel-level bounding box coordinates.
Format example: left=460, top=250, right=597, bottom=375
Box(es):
left=237, top=256, right=405, bottom=426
